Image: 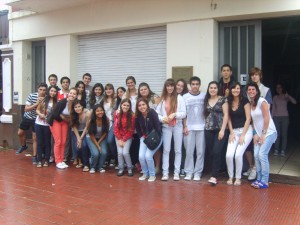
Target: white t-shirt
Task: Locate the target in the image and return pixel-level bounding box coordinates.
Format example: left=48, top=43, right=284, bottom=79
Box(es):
left=251, top=97, right=277, bottom=138
left=183, top=92, right=206, bottom=130
left=35, top=102, right=53, bottom=126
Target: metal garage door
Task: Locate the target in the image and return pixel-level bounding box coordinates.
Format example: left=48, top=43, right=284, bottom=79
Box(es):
left=78, top=26, right=166, bottom=94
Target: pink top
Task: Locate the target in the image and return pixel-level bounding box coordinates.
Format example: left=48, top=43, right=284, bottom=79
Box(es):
left=272, top=94, right=295, bottom=117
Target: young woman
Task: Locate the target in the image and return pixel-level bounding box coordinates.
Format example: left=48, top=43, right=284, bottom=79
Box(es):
left=75, top=81, right=86, bottom=109
left=204, top=81, right=228, bottom=185
left=156, top=78, right=186, bottom=181
left=226, top=83, right=252, bottom=186
left=135, top=98, right=162, bottom=182
left=123, top=76, right=138, bottom=113
left=86, top=104, right=109, bottom=173
left=114, top=99, right=135, bottom=177
left=176, top=79, right=189, bottom=96
left=272, top=83, right=297, bottom=156
left=101, top=83, right=117, bottom=167
left=89, top=83, right=104, bottom=109
left=247, top=82, right=277, bottom=189
left=35, top=86, right=58, bottom=167
left=51, top=87, right=77, bottom=169
left=70, top=99, right=91, bottom=172
left=114, top=87, right=126, bottom=110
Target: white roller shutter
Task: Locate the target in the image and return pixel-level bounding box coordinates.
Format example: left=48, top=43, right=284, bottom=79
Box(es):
left=78, top=26, right=166, bottom=94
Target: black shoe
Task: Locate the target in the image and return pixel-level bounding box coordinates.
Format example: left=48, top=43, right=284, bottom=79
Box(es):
left=128, top=169, right=134, bottom=177
left=16, top=145, right=28, bottom=154
left=117, top=170, right=124, bottom=176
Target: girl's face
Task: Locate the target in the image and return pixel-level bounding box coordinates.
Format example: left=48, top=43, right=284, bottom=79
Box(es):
left=166, top=84, right=175, bottom=95
left=231, top=85, right=241, bottom=97
left=117, top=88, right=125, bottom=99
left=208, top=84, right=218, bottom=97
left=49, top=88, right=57, bottom=98
left=68, top=89, right=77, bottom=101
left=126, top=79, right=135, bottom=90
left=105, top=87, right=114, bottom=97
left=95, top=107, right=105, bottom=118
left=121, top=102, right=130, bottom=113
left=77, top=84, right=84, bottom=94
left=94, top=87, right=103, bottom=96
left=276, top=85, right=283, bottom=94
left=139, top=86, right=149, bottom=98
left=137, top=101, right=148, bottom=114
left=74, top=103, right=83, bottom=114
left=176, top=81, right=184, bottom=94
left=247, top=86, right=257, bottom=99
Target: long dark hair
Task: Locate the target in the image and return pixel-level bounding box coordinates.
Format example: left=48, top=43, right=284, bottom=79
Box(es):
left=160, top=78, right=178, bottom=114
left=246, top=82, right=260, bottom=107
left=204, top=81, right=219, bottom=118
left=89, top=104, right=109, bottom=135
left=137, top=82, right=156, bottom=104
left=135, top=98, right=150, bottom=118
left=90, top=83, right=104, bottom=107
left=70, top=99, right=84, bottom=128
left=176, top=79, right=189, bottom=96
left=75, top=81, right=86, bottom=108
left=227, top=82, right=243, bottom=109
left=44, top=85, right=58, bottom=111
left=118, top=99, right=133, bottom=130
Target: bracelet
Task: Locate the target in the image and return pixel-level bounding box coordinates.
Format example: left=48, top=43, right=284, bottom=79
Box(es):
left=253, top=130, right=257, bottom=135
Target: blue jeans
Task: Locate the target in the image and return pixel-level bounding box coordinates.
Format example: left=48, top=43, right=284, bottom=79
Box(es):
left=139, top=137, right=162, bottom=176
left=35, top=124, right=51, bottom=162
left=107, top=125, right=117, bottom=161
left=86, top=135, right=108, bottom=170
left=254, top=132, right=277, bottom=184
left=71, top=131, right=89, bottom=166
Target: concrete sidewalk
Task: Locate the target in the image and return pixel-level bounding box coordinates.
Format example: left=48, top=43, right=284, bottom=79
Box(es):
left=0, top=150, right=299, bottom=225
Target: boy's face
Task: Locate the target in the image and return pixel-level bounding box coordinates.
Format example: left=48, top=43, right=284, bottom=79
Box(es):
left=221, top=67, right=232, bottom=79
left=38, top=86, right=47, bottom=97
left=61, top=79, right=70, bottom=90
left=251, top=73, right=261, bottom=83
left=49, top=77, right=57, bottom=86
left=83, top=76, right=91, bottom=86
left=190, top=81, right=200, bottom=93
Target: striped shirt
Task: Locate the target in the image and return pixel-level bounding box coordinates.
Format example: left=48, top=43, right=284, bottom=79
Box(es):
left=24, top=92, right=38, bottom=120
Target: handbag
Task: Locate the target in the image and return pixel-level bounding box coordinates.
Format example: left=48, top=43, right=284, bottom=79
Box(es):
left=143, top=118, right=161, bottom=150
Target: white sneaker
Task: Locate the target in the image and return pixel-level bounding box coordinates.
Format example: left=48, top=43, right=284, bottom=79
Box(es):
left=248, top=168, right=256, bottom=181
left=148, top=176, right=156, bottom=182
left=161, top=174, right=169, bottom=181
left=139, top=174, right=149, bottom=181
left=61, top=162, right=69, bottom=168
left=89, top=168, right=96, bottom=174
left=99, top=168, right=106, bottom=173
left=56, top=162, right=65, bottom=170
left=243, top=168, right=251, bottom=176
left=193, top=175, right=201, bottom=181
left=184, top=174, right=192, bottom=181
left=173, top=174, right=180, bottom=181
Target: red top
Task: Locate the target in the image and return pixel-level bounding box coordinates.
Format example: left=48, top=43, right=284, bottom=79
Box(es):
left=57, top=90, right=68, bottom=101
left=113, top=112, right=135, bottom=142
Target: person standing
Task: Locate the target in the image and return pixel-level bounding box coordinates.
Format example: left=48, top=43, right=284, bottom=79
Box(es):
left=82, top=73, right=92, bottom=109
left=183, top=76, right=206, bottom=181
left=218, top=64, right=236, bottom=97
left=16, top=83, right=47, bottom=164
left=247, top=82, right=277, bottom=189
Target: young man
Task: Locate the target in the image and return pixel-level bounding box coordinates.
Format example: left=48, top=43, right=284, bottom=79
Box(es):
left=57, top=76, right=70, bottom=101
left=243, top=67, right=272, bottom=180
left=218, top=64, right=236, bottom=97
left=16, top=83, right=47, bottom=164
left=82, top=73, right=92, bottom=109
left=48, top=74, right=61, bottom=90
left=183, top=76, right=206, bottom=181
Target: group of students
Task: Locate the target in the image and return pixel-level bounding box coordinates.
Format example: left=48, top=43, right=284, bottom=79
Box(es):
left=16, top=65, right=297, bottom=189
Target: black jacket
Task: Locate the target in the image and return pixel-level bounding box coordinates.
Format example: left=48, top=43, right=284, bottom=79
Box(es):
left=135, top=108, right=162, bottom=138
left=52, top=98, right=68, bottom=122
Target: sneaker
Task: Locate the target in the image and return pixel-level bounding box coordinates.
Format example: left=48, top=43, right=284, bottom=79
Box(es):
left=43, top=161, right=49, bottom=167
left=109, top=159, right=116, bottom=167
left=248, top=168, right=256, bottom=181
left=280, top=151, right=285, bottom=157
left=99, top=168, right=106, bottom=173
left=208, top=177, right=218, bottom=185
left=36, top=162, right=42, bottom=168
left=89, top=168, right=96, bottom=174
left=61, top=162, right=69, bottom=168
left=274, top=149, right=279, bottom=156
left=115, top=165, right=119, bottom=170
left=49, top=156, right=54, bottom=163
left=139, top=174, right=149, bottom=181
left=161, top=174, right=169, bottom=181
left=148, top=176, right=156, bottom=182
left=180, top=169, right=185, bottom=177
left=193, top=175, right=201, bottom=181
left=243, top=168, right=251, bottom=176
left=184, top=174, right=192, bottom=181
left=128, top=169, right=134, bottom=177
left=16, top=145, right=28, bottom=154
left=173, top=173, right=180, bottom=181
left=56, top=162, right=65, bottom=169
left=32, top=156, right=37, bottom=165
left=117, top=170, right=124, bottom=176
left=82, top=166, right=89, bottom=172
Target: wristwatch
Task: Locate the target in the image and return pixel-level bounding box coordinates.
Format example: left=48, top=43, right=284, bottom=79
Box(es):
left=262, top=130, right=267, bottom=135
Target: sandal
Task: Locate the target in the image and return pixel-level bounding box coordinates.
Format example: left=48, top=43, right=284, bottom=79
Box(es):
left=227, top=178, right=233, bottom=185
left=76, top=164, right=83, bottom=168
left=234, top=178, right=241, bottom=186
left=251, top=180, right=260, bottom=187
left=253, top=181, right=269, bottom=189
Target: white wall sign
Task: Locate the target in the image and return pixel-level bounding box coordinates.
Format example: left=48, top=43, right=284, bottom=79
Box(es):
left=2, top=58, right=12, bottom=112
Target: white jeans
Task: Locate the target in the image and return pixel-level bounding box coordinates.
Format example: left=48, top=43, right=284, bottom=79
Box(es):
left=226, top=126, right=253, bottom=179
left=162, top=123, right=183, bottom=175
